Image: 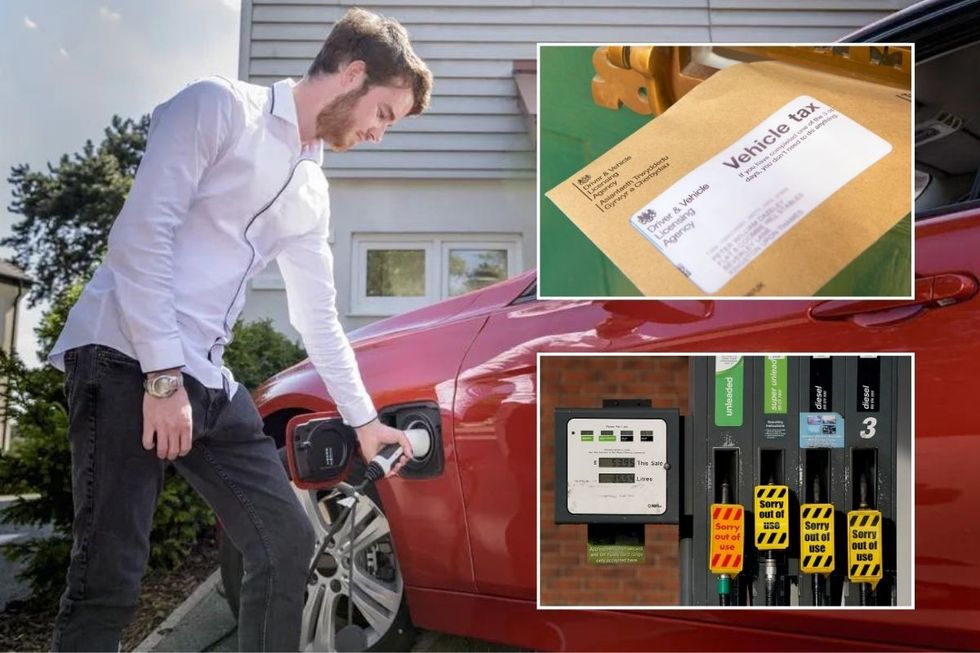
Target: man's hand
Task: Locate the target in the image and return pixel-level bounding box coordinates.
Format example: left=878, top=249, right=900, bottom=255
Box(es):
left=355, top=419, right=413, bottom=478
left=142, top=372, right=193, bottom=460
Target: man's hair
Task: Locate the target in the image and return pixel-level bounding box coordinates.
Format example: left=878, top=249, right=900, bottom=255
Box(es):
left=308, top=7, right=432, bottom=116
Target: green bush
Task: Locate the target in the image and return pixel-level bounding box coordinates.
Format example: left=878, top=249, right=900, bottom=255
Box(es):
left=225, top=318, right=307, bottom=391
left=0, top=309, right=307, bottom=606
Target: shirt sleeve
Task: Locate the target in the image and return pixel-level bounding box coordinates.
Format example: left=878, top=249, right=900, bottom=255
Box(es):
left=106, top=77, right=239, bottom=373
left=277, top=201, right=377, bottom=427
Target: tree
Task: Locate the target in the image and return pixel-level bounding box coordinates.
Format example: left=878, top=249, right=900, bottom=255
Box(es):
left=2, top=115, right=149, bottom=307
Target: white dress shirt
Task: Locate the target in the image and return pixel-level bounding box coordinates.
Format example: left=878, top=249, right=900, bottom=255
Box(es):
left=49, top=76, right=377, bottom=427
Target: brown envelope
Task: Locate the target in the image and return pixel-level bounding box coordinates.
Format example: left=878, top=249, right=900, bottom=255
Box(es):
left=544, top=60, right=911, bottom=297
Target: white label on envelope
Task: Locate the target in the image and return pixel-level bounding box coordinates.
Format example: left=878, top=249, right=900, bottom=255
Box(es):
left=629, top=95, right=892, bottom=293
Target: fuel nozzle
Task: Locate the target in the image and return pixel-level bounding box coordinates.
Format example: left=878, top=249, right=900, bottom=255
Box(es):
left=360, top=426, right=432, bottom=488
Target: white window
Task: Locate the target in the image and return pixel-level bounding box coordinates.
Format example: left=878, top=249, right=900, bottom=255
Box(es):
left=352, top=234, right=521, bottom=316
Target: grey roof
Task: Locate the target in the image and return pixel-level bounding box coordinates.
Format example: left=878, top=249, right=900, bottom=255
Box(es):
left=0, top=260, right=33, bottom=285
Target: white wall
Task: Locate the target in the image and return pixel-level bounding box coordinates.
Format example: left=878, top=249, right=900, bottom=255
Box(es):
left=242, top=0, right=914, bottom=179
left=0, top=283, right=19, bottom=355
left=240, top=0, right=917, bottom=336
left=0, top=282, right=23, bottom=452
left=241, top=176, right=535, bottom=337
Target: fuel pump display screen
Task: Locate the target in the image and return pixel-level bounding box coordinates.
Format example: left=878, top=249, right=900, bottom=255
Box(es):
left=566, top=417, right=668, bottom=516
left=598, top=473, right=636, bottom=483
left=598, top=457, right=635, bottom=468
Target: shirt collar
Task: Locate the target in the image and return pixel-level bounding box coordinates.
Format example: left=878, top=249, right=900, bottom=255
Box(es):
left=271, top=78, right=299, bottom=127
left=272, top=78, right=325, bottom=164
left=301, top=140, right=325, bottom=166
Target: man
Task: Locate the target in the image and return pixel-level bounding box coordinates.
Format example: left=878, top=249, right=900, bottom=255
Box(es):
left=47, top=8, right=432, bottom=651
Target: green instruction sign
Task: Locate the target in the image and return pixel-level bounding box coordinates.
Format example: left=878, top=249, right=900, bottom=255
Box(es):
left=715, top=355, right=744, bottom=427
left=587, top=543, right=644, bottom=565
left=765, top=356, right=787, bottom=414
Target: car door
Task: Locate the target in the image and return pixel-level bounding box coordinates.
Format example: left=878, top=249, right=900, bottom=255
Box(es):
left=451, top=288, right=789, bottom=599
left=451, top=205, right=978, bottom=631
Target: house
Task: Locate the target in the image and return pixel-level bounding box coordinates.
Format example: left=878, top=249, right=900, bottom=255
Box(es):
left=0, top=261, right=32, bottom=452
left=238, top=0, right=915, bottom=338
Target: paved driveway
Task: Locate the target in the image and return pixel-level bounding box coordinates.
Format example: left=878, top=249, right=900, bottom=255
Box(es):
left=142, top=570, right=524, bottom=652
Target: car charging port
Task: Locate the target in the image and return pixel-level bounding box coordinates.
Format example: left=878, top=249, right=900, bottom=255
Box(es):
left=378, top=402, right=444, bottom=479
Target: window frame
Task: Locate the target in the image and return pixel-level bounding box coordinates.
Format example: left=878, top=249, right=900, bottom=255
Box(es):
left=351, top=236, right=437, bottom=316
left=351, top=233, right=522, bottom=317
left=440, top=239, right=521, bottom=299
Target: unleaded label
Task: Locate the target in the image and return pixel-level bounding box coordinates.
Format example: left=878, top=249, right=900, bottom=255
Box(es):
left=629, top=95, right=892, bottom=293
left=714, top=355, right=743, bottom=427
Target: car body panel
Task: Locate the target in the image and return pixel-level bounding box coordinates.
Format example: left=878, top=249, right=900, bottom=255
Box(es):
left=404, top=587, right=937, bottom=651
left=255, top=205, right=980, bottom=649
left=258, top=316, right=492, bottom=594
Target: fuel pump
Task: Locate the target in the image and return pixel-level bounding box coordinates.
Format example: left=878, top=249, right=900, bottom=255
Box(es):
left=799, top=476, right=835, bottom=605
left=687, top=355, right=908, bottom=607
left=800, top=447, right=835, bottom=605
left=848, top=472, right=883, bottom=605
left=709, top=480, right=744, bottom=605
left=754, top=481, right=789, bottom=605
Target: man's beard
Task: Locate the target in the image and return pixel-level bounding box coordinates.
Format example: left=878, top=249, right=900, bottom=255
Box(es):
left=315, top=84, right=370, bottom=151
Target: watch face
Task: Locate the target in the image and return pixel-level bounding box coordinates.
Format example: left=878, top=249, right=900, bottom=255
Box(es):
left=152, top=375, right=178, bottom=396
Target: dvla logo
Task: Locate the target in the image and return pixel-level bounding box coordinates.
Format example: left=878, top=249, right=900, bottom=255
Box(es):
left=637, top=208, right=658, bottom=224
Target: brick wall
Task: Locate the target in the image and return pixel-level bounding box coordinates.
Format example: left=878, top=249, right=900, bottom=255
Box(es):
left=539, top=354, right=689, bottom=606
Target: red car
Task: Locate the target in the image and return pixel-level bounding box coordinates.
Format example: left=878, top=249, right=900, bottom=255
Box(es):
left=219, top=2, right=980, bottom=650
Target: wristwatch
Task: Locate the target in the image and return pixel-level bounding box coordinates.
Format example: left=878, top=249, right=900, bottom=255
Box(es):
left=144, top=373, right=183, bottom=399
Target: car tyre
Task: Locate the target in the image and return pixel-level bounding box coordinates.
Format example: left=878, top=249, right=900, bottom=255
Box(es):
left=218, top=455, right=415, bottom=652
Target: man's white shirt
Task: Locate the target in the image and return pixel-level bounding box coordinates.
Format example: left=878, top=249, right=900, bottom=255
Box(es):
left=49, top=76, right=377, bottom=427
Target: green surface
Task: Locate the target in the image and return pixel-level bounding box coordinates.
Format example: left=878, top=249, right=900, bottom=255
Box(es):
left=714, top=356, right=744, bottom=428
left=539, top=46, right=645, bottom=297
left=587, top=543, right=645, bottom=565
left=764, top=356, right=788, bottom=414
left=538, top=46, right=912, bottom=298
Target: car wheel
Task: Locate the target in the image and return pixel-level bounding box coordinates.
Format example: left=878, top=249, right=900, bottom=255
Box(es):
left=218, top=476, right=415, bottom=651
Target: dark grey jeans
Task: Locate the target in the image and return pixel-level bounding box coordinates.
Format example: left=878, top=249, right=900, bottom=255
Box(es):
left=51, top=344, right=315, bottom=652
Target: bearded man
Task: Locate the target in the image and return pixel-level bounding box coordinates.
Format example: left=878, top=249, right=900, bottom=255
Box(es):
left=47, top=8, right=432, bottom=651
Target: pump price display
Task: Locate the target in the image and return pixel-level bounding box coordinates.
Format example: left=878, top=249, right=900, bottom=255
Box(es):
left=847, top=509, right=883, bottom=588
left=598, top=457, right=635, bottom=468
left=598, top=473, right=635, bottom=484
left=709, top=503, right=744, bottom=574
left=754, top=485, right=789, bottom=550
left=800, top=503, right=835, bottom=573
left=566, top=417, right=668, bottom=515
